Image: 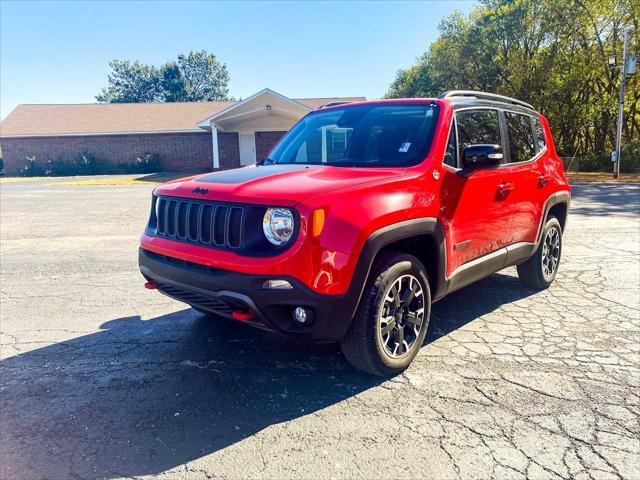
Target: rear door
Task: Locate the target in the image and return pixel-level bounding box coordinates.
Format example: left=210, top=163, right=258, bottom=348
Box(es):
left=501, top=110, right=545, bottom=244
left=439, top=108, right=515, bottom=275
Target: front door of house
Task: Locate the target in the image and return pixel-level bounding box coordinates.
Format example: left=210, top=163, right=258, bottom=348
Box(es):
left=238, top=132, right=257, bottom=166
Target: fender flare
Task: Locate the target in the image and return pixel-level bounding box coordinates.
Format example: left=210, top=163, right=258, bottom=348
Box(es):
left=343, top=218, right=448, bottom=322
left=535, top=191, right=570, bottom=248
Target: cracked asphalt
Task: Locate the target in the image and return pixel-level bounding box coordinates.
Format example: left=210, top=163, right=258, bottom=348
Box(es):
left=1, top=178, right=639, bottom=480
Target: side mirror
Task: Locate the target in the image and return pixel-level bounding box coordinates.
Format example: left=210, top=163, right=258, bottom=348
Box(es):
left=462, top=144, right=503, bottom=170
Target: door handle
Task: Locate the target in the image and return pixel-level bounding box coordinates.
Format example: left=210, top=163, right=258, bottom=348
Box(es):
left=538, top=175, right=550, bottom=187
left=497, top=182, right=515, bottom=195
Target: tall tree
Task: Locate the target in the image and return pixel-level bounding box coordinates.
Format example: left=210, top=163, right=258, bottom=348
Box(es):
left=159, top=62, right=189, bottom=102
left=96, top=50, right=231, bottom=103
left=386, top=0, right=639, bottom=157
left=174, top=50, right=230, bottom=101
left=96, top=60, right=161, bottom=103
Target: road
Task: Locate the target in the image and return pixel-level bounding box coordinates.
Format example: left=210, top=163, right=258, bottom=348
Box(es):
left=1, top=178, right=638, bottom=479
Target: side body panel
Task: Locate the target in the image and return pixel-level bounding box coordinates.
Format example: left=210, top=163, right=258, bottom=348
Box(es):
left=439, top=167, right=514, bottom=275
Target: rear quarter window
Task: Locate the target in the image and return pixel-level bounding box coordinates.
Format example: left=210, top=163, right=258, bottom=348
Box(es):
left=532, top=116, right=546, bottom=151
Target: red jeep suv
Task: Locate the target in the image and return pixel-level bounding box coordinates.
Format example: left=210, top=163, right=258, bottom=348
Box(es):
left=139, top=91, right=570, bottom=375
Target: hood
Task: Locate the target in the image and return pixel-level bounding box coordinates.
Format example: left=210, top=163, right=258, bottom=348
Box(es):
left=154, top=164, right=407, bottom=206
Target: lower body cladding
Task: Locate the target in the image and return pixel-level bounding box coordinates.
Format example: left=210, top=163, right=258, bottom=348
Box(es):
left=138, top=248, right=357, bottom=342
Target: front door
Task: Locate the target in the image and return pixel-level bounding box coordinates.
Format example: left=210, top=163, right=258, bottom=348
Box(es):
left=238, top=132, right=257, bottom=166
left=439, top=108, right=515, bottom=276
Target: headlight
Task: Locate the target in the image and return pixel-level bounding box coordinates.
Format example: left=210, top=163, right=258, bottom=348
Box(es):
left=263, top=208, right=294, bottom=245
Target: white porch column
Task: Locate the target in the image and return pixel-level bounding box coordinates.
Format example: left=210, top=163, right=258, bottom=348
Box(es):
left=211, top=123, right=220, bottom=169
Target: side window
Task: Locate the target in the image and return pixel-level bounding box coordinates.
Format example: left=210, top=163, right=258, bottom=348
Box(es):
left=532, top=116, right=546, bottom=152
left=505, top=112, right=536, bottom=163
left=443, top=119, right=457, bottom=168
left=456, top=109, right=501, bottom=154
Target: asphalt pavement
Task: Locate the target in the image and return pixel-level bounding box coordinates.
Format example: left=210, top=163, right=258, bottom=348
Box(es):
left=1, top=178, right=638, bottom=479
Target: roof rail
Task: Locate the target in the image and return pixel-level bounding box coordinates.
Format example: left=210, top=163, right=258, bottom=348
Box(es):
left=319, top=101, right=356, bottom=109
left=439, top=90, right=535, bottom=111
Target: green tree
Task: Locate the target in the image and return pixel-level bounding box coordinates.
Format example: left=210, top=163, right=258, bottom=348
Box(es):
left=173, top=50, right=230, bottom=101
left=387, top=0, right=639, bottom=157
left=160, top=63, right=189, bottom=102
left=96, top=60, right=161, bottom=103
left=97, top=50, right=231, bottom=103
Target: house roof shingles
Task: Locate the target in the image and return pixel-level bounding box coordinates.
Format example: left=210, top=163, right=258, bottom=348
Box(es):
left=0, top=97, right=366, bottom=137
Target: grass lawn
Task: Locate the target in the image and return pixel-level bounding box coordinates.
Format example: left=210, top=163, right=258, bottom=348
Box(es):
left=567, top=172, right=640, bottom=183
left=0, top=173, right=189, bottom=185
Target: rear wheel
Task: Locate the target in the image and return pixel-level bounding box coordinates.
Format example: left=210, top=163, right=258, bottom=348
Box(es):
left=517, top=216, right=563, bottom=290
left=340, top=252, right=431, bottom=376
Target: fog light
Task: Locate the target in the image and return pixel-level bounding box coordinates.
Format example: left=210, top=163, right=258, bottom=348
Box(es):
left=293, top=306, right=312, bottom=325
left=263, top=279, right=293, bottom=289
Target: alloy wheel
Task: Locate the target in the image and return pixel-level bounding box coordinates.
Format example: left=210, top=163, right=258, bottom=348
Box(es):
left=542, top=226, right=561, bottom=278
left=378, top=274, right=425, bottom=358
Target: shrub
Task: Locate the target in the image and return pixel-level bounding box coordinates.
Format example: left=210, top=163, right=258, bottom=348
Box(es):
left=576, top=149, right=640, bottom=174
left=119, top=152, right=163, bottom=174
left=18, top=151, right=163, bottom=176
left=19, top=155, right=48, bottom=177
left=72, top=151, right=105, bottom=175
left=19, top=151, right=106, bottom=177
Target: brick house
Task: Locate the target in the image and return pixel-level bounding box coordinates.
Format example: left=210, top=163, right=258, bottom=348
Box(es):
left=0, top=89, right=364, bottom=175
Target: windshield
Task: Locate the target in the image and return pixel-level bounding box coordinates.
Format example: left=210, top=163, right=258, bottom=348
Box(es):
left=266, top=103, right=440, bottom=168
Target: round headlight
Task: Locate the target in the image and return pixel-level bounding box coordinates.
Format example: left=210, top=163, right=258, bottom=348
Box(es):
left=263, top=208, right=295, bottom=245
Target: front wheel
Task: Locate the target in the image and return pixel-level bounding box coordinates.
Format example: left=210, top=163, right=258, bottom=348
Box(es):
left=340, top=252, right=431, bottom=376
left=517, top=215, right=563, bottom=290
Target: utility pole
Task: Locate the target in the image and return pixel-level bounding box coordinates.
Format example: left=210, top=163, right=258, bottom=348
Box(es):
left=614, top=28, right=634, bottom=179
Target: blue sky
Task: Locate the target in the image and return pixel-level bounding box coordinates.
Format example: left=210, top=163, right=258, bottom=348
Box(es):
left=0, top=0, right=475, bottom=119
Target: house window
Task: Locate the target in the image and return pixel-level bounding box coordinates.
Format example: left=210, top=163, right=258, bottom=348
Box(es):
left=331, top=129, right=349, bottom=151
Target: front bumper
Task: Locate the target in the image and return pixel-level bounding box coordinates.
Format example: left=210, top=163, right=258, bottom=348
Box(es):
left=138, top=248, right=357, bottom=342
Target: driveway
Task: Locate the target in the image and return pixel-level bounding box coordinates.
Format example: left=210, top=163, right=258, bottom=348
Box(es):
left=1, top=179, right=638, bottom=479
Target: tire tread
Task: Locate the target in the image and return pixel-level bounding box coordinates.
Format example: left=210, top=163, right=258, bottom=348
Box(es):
left=341, top=251, right=430, bottom=376
left=517, top=215, right=562, bottom=290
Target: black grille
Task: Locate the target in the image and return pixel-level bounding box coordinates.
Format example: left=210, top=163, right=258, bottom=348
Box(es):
left=157, top=282, right=233, bottom=318
left=154, top=197, right=245, bottom=249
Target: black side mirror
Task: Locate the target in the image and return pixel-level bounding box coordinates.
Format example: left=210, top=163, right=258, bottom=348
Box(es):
left=462, top=144, right=503, bottom=170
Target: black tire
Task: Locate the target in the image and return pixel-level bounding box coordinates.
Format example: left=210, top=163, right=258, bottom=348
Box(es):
left=517, top=215, right=563, bottom=290
left=340, top=252, right=431, bottom=376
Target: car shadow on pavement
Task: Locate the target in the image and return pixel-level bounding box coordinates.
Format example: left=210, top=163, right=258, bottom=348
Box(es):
left=426, top=271, right=536, bottom=344
left=0, top=309, right=381, bottom=479
left=1, top=272, right=533, bottom=479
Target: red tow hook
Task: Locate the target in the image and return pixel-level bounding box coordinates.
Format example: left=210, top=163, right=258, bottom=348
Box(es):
left=144, top=280, right=158, bottom=290
left=232, top=309, right=255, bottom=321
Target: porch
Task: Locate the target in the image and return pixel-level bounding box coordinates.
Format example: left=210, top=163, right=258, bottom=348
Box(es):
left=197, top=88, right=313, bottom=169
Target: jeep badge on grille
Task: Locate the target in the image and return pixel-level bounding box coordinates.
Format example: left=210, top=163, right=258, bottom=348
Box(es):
left=192, top=187, right=209, bottom=195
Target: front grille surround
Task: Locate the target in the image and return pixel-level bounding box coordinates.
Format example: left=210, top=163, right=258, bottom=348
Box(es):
left=146, top=195, right=299, bottom=256
left=150, top=196, right=245, bottom=250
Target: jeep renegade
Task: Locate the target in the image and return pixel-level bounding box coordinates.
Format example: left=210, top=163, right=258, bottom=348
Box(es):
left=139, top=91, right=570, bottom=375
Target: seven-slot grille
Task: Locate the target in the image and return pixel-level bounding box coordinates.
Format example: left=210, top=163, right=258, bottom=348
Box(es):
left=154, top=196, right=245, bottom=249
